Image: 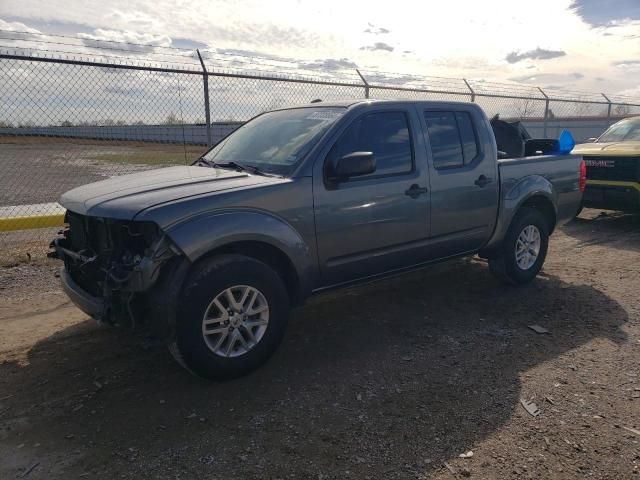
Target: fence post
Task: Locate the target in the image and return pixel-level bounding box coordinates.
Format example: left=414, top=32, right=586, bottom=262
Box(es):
left=601, top=93, right=612, bottom=125
left=197, top=49, right=213, bottom=147
left=463, top=78, right=475, bottom=102
left=356, top=69, right=369, bottom=99
left=538, top=87, right=550, bottom=138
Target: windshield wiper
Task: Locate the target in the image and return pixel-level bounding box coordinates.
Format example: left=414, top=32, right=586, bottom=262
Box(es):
left=213, top=161, right=280, bottom=177
left=194, top=158, right=280, bottom=177
left=193, top=158, right=245, bottom=170
left=213, top=161, right=250, bottom=172
left=193, top=156, right=216, bottom=168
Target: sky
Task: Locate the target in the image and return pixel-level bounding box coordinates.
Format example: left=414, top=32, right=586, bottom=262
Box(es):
left=0, top=0, right=639, bottom=101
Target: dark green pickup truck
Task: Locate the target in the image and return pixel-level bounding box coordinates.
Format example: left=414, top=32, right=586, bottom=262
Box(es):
left=51, top=100, right=584, bottom=380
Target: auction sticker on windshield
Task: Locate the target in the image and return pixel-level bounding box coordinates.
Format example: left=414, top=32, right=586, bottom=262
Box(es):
left=305, top=109, right=345, bottom=121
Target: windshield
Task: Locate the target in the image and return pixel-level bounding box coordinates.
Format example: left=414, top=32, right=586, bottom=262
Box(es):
left=598, top=117, right=640, bottom=143
left=202, top=107, right=346, bottom=175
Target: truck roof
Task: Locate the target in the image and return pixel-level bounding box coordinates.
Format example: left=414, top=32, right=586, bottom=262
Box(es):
left=274, top=99, right=476, bottom=110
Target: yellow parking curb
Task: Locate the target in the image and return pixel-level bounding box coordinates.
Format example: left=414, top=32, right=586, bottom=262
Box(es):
left=587, top=180, right=640, bottom=192
left=0, top=213, right=66, bottom=232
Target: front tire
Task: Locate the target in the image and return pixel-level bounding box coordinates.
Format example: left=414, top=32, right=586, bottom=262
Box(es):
left=169, top=254, right=289, bottom=380
left=489, top=207, right=549, bottom=285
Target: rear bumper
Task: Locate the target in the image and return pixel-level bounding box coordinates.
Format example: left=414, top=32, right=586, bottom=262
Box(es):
left=60, top=267, right=105, bottom=320
left=583, top=181, right=640, bottom=212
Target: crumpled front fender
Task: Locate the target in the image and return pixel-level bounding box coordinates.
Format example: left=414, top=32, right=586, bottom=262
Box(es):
left=164, top=209, right=315, bottom=299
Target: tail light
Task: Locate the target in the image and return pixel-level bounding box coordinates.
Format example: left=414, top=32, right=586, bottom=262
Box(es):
left=579, top=159, right=587, bottom=193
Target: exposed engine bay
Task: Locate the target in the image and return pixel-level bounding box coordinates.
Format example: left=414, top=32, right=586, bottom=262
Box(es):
left=49, top=211, right=179, bottom=327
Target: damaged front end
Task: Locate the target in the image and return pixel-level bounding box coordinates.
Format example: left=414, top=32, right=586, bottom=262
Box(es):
left=50, top=211, right=181, bottom=330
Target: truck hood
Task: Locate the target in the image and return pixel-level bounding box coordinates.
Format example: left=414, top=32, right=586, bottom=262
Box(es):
left=60, top=166, right=284, bottom=220
left=573, top=141, right=640, bottom=156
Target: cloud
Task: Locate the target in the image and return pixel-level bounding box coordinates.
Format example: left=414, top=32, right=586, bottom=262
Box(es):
left=172, top=38, right=208, bottom=50
left=616, top=85, right=640, bottom=98
left=300, top=58, right=358, bottom=71
left=78, top=29, right=172, bottom=53
left=204, top=23, right=321, bottom=49
left=431, top=56, right=491, bottom=70
left=1, top=1, right=640, bottom=100
left=209, top=48, right=294, bottom=63
left=191, top=49, right=359, bottom=80
left=0, top=18, right=41, bottom=40
left=505, top=47, right=567, bottom=63
left=105, top=10, right=157, bottom=27
left=361, top=72, right=424, bottom=86
left=613, top=59, right=640, bottom=70
left=508, top=72, right=584, bottom=85
left=360, top=42, right=394, bottom=52
left=364, top=23, right=390, bottom=34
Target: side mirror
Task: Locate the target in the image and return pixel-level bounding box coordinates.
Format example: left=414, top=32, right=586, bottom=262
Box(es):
left=587, top=137, right=598, bottom=143
left=331, top=151, right=376, bottom=180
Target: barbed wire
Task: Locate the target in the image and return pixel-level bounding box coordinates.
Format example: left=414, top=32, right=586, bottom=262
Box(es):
left=0, top=29, right=359, bottom=76
left=1, top=29, right=639, bottom=105
left=0, top=33, right=362, bottom=81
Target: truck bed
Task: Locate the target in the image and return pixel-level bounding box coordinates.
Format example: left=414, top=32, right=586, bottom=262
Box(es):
left=498, top=153, right=583, bottom=227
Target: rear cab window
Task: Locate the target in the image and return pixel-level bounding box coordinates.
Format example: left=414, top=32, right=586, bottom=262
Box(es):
left=424, top=111, right=479, bottom=169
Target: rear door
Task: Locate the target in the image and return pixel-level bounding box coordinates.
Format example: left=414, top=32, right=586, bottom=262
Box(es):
left=313, top=106, right=431, bottom=287
left=420, top=105, right=499, bottom=256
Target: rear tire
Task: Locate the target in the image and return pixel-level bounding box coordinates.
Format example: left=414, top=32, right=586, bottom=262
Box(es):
left=489, top=207, right=549, bottom=285
left=169, top=254, right=289, bottom=381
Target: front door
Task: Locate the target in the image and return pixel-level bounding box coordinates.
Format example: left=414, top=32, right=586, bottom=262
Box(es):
left=313, top=107, right=430, bottom=287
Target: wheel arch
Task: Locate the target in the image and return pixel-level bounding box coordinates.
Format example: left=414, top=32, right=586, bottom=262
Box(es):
left=505, top=175, right=557, bottom=227
left=519, top=194, right=557, bottom=234
left=164, top=210, right=315, bottom=305
left=481, top=175, right=557, bottom=257
left=201, top=240, right=303, bottom=306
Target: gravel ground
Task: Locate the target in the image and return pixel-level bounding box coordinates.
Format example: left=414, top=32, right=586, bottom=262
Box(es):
left=0, top=209, right=639, bottom=479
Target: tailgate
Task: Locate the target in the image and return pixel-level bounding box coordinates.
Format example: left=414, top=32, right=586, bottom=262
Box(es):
left=583, top=156, right=640, bottom=182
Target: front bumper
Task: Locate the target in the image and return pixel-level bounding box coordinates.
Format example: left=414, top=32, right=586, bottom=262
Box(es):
left=583, top=181, right=640, bottom=212
left=60, top=267, right=105, bottom=320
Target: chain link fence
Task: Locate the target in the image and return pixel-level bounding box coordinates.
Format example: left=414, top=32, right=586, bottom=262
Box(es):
left=2, top=50, right=640, bottom=255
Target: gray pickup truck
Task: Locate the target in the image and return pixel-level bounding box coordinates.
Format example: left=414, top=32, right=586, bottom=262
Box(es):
left=51, top=100, right=584, bottom=380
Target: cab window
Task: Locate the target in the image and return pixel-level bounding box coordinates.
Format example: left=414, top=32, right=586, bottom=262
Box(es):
left=328, top=111, right=414, bottom=178
left=424, top=111, right=479, bottom=169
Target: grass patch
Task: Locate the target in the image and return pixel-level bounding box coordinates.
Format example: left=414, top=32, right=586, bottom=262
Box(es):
left=0, top=136, right=209, bottom=166
left=90, top=146, right=207, bottom=165
left=88, top=145, right=209, bottom=166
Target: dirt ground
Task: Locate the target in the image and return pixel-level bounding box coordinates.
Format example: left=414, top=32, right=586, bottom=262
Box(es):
left=0, top=209, right=639, bottom=479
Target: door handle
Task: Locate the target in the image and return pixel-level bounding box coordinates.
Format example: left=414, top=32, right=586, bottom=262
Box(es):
left=405, top=184, right=428, bottom=199
left=474, top=175, right=493, bottom=187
